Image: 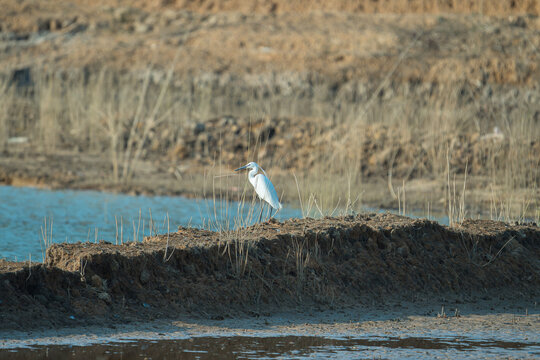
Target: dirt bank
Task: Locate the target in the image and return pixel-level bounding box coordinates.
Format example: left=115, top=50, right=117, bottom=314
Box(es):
left=0, top=213, right=538, bottom=332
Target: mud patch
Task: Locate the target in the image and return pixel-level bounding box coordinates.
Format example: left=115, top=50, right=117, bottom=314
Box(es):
left=2, top=335, right=540, bottom=360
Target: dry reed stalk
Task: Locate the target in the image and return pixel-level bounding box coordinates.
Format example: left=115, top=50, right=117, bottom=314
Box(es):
left=0, top=78, right=10, bottom=152
left=39, top=215, right=53, bottom=263
left=1, top=46, right=538, bottom=221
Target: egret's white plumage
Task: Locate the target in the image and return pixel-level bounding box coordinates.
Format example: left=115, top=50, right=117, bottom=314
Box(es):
left=235, top=162, right=282, bottom=220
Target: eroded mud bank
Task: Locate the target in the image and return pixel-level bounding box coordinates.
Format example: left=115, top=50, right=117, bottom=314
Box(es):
left=0, top=214, right=538, bottom=331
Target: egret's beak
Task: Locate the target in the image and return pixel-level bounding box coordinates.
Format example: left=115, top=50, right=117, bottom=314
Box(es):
left=234, top=164, right=248, bottom=172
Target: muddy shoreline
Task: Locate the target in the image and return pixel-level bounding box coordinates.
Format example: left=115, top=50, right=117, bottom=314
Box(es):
left=1, top=213, right=538, bottom=332
left=1, top=304, right=538, bottom=351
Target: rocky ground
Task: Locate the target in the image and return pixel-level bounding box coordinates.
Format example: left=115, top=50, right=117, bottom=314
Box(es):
left=0, top=213, right=538, bottom=332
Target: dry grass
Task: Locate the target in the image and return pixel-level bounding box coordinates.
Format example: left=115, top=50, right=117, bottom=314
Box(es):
left=289, top=236, right=310, bottom=297
left=0, top=79, right=10, bottom=153
left=446, top=152, right=468, bottom=227
left=213, top=196, right=258, bottom=279
left=39, top=215, right=54, bottom=263
left=308, top=79, right=539, bottom=222
left=221, top=229, right=252, bottom=279
left=4, top=67, right=187, bottom=184
left=1, top=65, right=538, bottom=222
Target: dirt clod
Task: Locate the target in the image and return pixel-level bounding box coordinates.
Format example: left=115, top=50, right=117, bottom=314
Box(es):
left=91, top=274, right=103, bottom=289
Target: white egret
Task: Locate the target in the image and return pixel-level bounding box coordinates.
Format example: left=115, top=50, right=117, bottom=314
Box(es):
left=235, top=162, right=282, bottom=222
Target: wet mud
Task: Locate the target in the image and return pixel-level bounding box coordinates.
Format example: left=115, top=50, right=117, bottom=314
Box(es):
left=2, top=334, right=539, bottom=360
left=0, top=213, right=538, bottom=332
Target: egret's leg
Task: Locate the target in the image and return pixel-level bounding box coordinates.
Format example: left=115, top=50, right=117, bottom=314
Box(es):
left=258, top=201, right=264, bottom=223
left=268, top=207, right=274, bottom=220
left=264, top=204, right=270, bottom=221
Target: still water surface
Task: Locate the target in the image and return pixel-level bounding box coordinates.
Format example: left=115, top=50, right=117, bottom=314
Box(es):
left=0, top=185, right=302, bottom=261
left=1, top=335, right=539, bottom=359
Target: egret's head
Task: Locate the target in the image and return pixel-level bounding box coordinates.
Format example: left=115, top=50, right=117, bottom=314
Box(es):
left=234, top=162, right=258, bottom=172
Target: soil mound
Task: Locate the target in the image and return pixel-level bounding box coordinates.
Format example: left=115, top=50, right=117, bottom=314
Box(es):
left=0, top=214, right=538, bottom=331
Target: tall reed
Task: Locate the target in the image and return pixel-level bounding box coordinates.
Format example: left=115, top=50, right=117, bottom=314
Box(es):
left=2, top=66, right=538, bottom=220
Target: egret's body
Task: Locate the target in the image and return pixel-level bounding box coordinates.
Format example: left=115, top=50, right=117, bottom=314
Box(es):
left=235, top=162, right=282, bottom=221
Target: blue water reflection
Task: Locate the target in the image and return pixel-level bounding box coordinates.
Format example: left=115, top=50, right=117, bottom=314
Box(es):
left=0, top=186, right=302, bottom=261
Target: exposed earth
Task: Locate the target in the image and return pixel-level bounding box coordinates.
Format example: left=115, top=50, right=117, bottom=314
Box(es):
left=1, top=0, right=539, bottom=216
left=0, top=213, right=538, bottom=332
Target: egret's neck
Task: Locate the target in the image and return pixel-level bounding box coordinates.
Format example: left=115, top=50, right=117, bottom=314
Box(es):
left=248, top=168, right=258, bottom=180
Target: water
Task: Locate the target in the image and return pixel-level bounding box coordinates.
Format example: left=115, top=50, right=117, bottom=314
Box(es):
left=0, top=185, right=302, bottom=261
left=0, top=185, right=459, bottom=261
left=1, top=335, right=538, bottom=359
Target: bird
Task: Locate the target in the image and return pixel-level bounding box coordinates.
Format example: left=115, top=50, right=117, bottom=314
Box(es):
left=235, top=162, right=282, bottom=222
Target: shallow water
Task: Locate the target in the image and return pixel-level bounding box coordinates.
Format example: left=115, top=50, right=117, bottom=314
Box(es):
left=0, top=185, right=302, bottom=261
left=0, top=185, right=454, bottom=261
left=1, top=335, right=538, bottom=359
